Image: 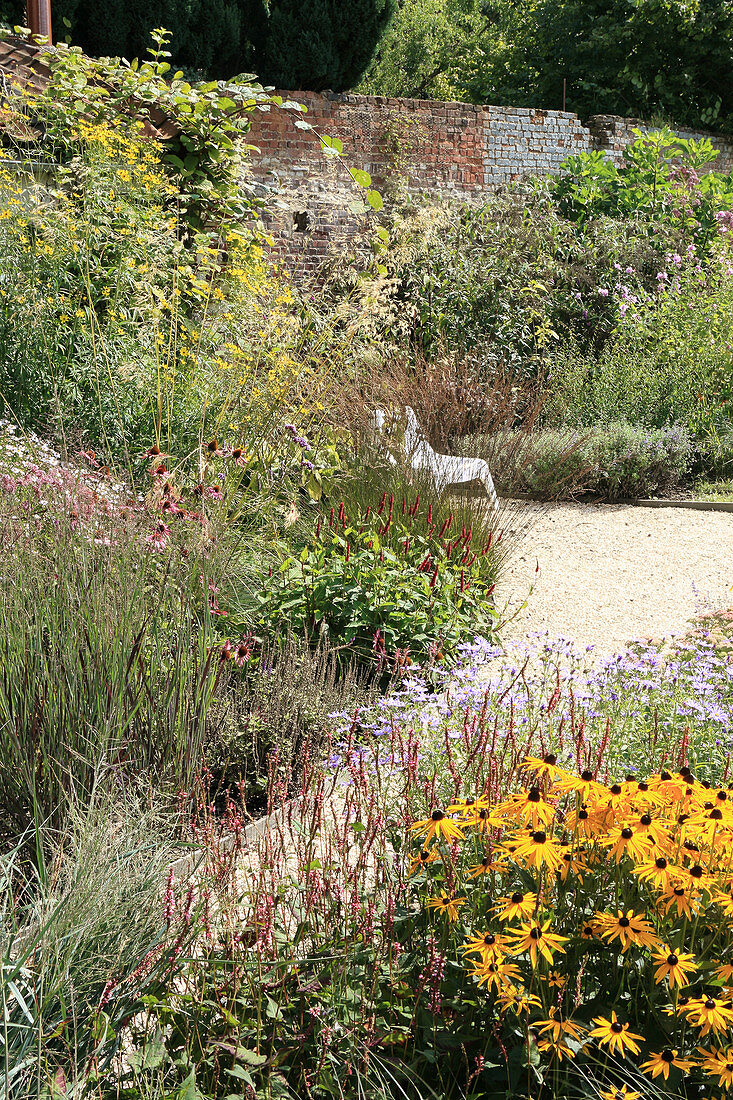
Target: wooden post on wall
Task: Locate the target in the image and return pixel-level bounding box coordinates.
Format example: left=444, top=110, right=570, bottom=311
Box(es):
left=27, top=0, right=52, bottom=43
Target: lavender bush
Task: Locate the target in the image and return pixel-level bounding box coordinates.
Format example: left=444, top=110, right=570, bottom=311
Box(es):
left=474, top=421, right=694, bottom=500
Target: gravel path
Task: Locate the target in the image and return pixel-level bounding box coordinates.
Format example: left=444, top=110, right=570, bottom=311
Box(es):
left=497, top=501, right=733, bottom=656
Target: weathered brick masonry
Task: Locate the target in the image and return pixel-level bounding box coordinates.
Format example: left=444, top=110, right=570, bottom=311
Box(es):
left=246, top=91, right=733, bottom=275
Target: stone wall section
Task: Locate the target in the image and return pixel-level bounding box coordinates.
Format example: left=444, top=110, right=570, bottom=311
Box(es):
left=245, top=91, right=733, bottom=275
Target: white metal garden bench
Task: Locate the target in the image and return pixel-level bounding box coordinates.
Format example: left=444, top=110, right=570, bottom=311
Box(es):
left=370, top=406, right=499, bottom=512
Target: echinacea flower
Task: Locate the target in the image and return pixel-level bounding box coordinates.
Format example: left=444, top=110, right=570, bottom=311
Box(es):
left=588, top=1012, right=644, bottom=1057
left=640, top=1048, right=695, bottom=1080
left=410, top=810, right=464, bottom=845
left=700, top=1045, right=733, bottom=1088
left=494, top=891, right=537, bottom=922
left=594, top=910, right=661, bottom=953
left=426, top=893, right=465, bottom=922
left=650, top=946, right=697, bottom=988
left=507, top=920, right=567, bottom=967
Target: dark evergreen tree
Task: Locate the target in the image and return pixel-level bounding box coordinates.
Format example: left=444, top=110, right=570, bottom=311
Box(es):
left=259, top=0, right=397, bottom=91
left=5, top=0, right=268, bottom=80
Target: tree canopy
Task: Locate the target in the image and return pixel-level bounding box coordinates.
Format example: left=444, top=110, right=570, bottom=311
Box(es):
left=359, top=0, right=733, bottom=132
left=3, top=0, right=393, bottom=89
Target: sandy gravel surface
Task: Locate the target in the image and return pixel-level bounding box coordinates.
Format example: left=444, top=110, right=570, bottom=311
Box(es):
left=496, top=501, right=733, bottom=656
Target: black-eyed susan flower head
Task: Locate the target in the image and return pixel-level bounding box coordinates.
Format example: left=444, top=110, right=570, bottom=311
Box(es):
left=465, top=958, right=521, bottom=991
left=426, top=893, right=465, bottom=922
left=588, top=1011, right=644, bottom=1057
left=410, top=809, right=464, bottom=845
left=639, top=1048, right=695, bottom=1080
left=494, top=890, right=537, bottom=923
left=510, top=829, right=564, bottom=871
left=650, top=945, right=697, bottom=989
left=700, top=1045, right=733, bottom=1089
left=599, top=1086, right=641, bottom=1100
left=507, top=919, right=567, bottom=967
left=594, top=910, right=661, bottom=953
left=409, top=847, right=439, bottom=876
left=461, top=929, right=510, bottom=963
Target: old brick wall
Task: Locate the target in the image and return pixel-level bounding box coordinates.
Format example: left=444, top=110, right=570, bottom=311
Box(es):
left=245, top=91, right=733, bottom=275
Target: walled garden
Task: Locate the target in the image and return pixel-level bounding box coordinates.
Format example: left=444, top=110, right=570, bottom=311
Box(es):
left=2, top=35, right=733, bottom=1100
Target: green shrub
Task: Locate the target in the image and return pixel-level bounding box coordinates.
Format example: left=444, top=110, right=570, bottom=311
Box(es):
left=326, top=189, right=681, bottom=380
left=256, top=469, right=500, bottom=676
left=551, top=129, right=733, bottom=253
left=475, top=421, right=693, bottom=499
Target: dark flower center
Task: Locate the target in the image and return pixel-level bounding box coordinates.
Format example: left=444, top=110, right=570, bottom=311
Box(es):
left=702, top=780, right=712, bottom=789
left=511, top=892, right=524, bottom=904
left=431, top=810, right=444, bottom=821
left=621, top=828, right=633, bottom=839
left=618, top=917, right=630, bottom=928
left=611, top=1021, right=623, bottom=1033
left=581, top=770, right=594, bottom=781
left=674, top=887, right=684, bottom=897
left=704, top=801, right=714, bottom=810
left=544, top=754, right=557, bottom=765
left=690, top=865, right=704, bottom=878
left=640, top=814, right=652, bottom=826
left=718, top=790, right=728, bottom=801
left=532, top=831, right=547, bottom=844
left=655, top=858, right=668, bottom=869
left=661, top=1050, right=675, bottom=1063
left=484, top=934, right=496, bottom=945
left=610, top=784, right=622, bottom=795
left=478, top=809, right=489, bottom=819
left=578, top=810, right=589, bottom=820
left=678, top=814, right=689, bottom=824
left=583, top=925, right=593, bottom=936
left=667, top=954, right=679, bottom=966
left=660, top=770, right=672, bottom=781
left=420, top=850, right=430, bottom=860
left=528, top=787, right=541, bottom=803
left=529, top=928, right=542, bottom=940
left=710, top=808, right=723, bottom=820
left=705, top=999, right=716, bottom=1009
left=638, top=781, right=649, bottom=791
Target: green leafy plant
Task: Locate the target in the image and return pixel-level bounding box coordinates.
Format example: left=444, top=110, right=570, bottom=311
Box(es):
left=257, top=480, right=499, bottom=675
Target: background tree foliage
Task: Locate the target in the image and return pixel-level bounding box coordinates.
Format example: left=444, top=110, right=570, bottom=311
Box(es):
left=360, top=0, right=733, bottom=132
left=260, top=0, right=397, bottom=91
left=3, top=0, right=393, bottom=90
left=357, top=0, right=490, bottom=100
left=475, top=0, right=733, bottom=130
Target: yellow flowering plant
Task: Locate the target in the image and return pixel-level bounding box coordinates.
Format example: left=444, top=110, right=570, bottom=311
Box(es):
left=403, top=755, right=733, bottom=1096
